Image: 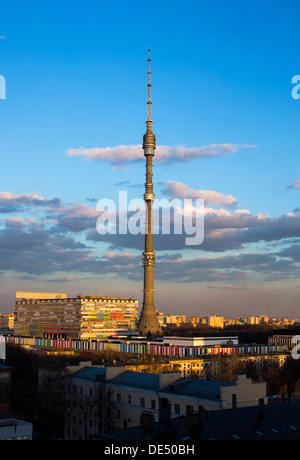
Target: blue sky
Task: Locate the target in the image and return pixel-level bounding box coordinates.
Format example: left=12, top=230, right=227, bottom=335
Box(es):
left=1, top=0, right=300, bottom=318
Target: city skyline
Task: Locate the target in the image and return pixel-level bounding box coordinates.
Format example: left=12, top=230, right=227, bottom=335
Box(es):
left=1, top=1, right=300, bottom=318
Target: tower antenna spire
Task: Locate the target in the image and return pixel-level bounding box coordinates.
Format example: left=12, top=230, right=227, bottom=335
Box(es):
left=147, top=48, right=152, bottom=122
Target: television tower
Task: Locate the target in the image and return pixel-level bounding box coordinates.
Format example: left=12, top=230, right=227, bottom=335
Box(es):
left=138, top=50, right=162, bottom=337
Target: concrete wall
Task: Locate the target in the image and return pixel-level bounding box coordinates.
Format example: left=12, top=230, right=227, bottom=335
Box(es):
left=221, top=374, right=267, bottom=408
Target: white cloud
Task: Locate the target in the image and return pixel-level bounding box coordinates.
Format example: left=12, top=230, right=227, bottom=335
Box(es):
left=158, top=143, right=257, bottom=162
left=5, top=217, right=35, bottom=228
left=66, top=145, right=143, bottom=169
left=0, top=191, right=62, bottom=210
left=162, top=180, right=238, bottom=209
left=105, top=251, right=136, bottom=260
left=55, top=202, right=99, bottom=218
left=292, top=178, right=300, bottom=189
left=66, top=143, right=257, bottom=168
left=203, top=207, right=270, bottom=227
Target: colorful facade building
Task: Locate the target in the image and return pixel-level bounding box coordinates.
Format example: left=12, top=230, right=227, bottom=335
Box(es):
left=13, top=293, right=139, bottom=339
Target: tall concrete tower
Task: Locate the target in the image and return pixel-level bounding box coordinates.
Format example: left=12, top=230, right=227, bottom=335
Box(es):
left=138, top=50, right=163, bottom=338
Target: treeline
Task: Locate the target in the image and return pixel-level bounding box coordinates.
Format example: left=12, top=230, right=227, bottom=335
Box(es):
left=204, top=353, right=300, bottom=395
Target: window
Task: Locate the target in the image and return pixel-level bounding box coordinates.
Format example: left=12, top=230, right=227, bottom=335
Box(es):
left=151, top=400, right=156, bottom=409
left=186, top=405, right=193, bottom=414
left=140, top=397, right=145, bottom=407
left=175, top=404, right=180, bottom=414
left=289, top=425, right=298, bottom=431
left=117, top=393, right=121, bottom=402
left=270, top=428, right=280, bottom=434
left=128, top=395, right=132, bottom=404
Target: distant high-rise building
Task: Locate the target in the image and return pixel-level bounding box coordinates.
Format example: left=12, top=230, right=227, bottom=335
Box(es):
left=206, top=315, right=224, bottom=329
left=138, top=50, right=162, bottom=338
left=0, top=314, right=14, bottom=330
left=13, top=293, right=138, bottom=339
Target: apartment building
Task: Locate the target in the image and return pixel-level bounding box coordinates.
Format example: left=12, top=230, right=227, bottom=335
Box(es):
left=158, top=315, right=187, bottom=327
left=126, top=350, right=289, bottom=382
left=63, top=363, right=267, bottom=439
left=206, top=315, right=224, bottom=329
left=167, top=353, right=288, bottom=380
left=0, top=419, right=33, bottom=440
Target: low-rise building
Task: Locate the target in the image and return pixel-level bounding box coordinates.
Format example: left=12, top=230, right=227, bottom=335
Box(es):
left=0, top=419, right=33, bottom=440
left=170, top=353, right=288, bottom=380
left=64, top=363, right=267, bottom=439
left=128, top=352, right=289, bottom=381
left=268, top=328, right=300, bottom=350
left=163, top=336, right=239, bottom=348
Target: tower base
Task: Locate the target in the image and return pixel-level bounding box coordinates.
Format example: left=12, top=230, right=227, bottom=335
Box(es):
left=138, top=311, right=162, bottom=337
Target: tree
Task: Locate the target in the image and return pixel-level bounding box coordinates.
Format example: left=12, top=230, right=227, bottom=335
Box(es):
left=64, top=376, right=116, bottom=440
left=37, top=367, right=67, bottom=439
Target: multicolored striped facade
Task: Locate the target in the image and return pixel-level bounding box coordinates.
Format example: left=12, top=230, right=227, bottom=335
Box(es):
left=7, top=335, right=288, bottom=357
left=13, top=295, right=139, bottom=339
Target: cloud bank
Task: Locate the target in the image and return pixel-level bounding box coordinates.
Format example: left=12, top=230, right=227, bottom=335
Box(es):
left=66, top=143, right=257, bottom=169
left=1, top=188, right=300, bottom=287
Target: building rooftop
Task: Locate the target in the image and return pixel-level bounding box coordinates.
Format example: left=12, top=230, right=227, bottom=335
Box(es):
left=97, top=401, right=300, bottom=441
left=0, top=418, right=32, bottom=428
left=108, top=371, right=161, bottom=391
left=0, top=364, right=13, bottom=371
left=162, top=378, right=234, bottom=401
left=69, top=365, right=247, bottom=402
left=69, top=366, right=106, bottom=382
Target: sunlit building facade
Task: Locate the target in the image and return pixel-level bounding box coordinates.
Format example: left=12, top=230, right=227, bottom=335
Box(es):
left=13, top=293, right=139, bottom=339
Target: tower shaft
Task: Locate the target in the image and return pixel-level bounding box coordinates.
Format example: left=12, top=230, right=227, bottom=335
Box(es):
left=138, top=50, right=162, bottom=337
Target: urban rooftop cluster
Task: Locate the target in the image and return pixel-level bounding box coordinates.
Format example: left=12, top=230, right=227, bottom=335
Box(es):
left=157, top=313, right=300, bottom=329
left=1, top=309, right=299, bottom=334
